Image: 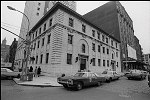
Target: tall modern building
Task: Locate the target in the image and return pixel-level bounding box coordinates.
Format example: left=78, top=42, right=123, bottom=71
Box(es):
left=15, top=1, right=76, bottom=69
left=83, top=1, right=143, bottom=71
left=15, top=2, right=121, bottom=76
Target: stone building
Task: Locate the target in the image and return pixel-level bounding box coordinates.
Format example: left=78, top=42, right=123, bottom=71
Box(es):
left=23, top=2, right=121, bottom=76
left=1, top=38, right=10, bottom=62
left=15, top=1, right=76, bottom=70
left=83, top=1, right=143, bottom=71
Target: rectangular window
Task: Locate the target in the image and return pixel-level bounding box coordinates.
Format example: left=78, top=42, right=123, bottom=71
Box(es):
left=46, top=53, right=49, bottom=64
left=34, top=43, right=36, bottom=49
left=82, top=24, right=86, bottom=33
left=40, top=54, right=43, bottom=64
left=49, top=18, right=53, bottom=27
left=106, top=37, right=108, bottom=43
left=68, top=34, right=73, bottom=44
left=107, top=60, right=109, bottom=67
left=112, top=54, right=114, bottom=59
left=116, top=42, right=118, bottom=48
left=67, top=53, right=72, bottom=64
left=103, top=60, right=105, bottom=67
left=35, top=31, right=38, bottom=37
left=32, top=33, right=34, bottom=40
left=102, top=35, right=105, bottom=42
left=39, top=27, right=41, bottom=34
left=117, top=62, right=118, bottom=67
left=98, top=59, right=101, bottom=66
left=43, top=23, right=46, bottom=31
left=97, top=31, right=100, bottom=40
left=37, top=7, right=40, bottom=10
left=92, top=30, right=95, bottom=37
left=42, top=38, right=45, bottom=46
left=111, top=40, right=113, bottom=46
left=92, top=43, right=95, bottom=52
left=98, top=45, right=101, bottom=52
left=47, top=34, right=51, bottom=44
left=107, top=48, right=109, bottom=54
left=36, top=55, right=38, bottom=64
left=116, top=52, right=118, bottom=57
left=69, top=18, right=74, bottom=27
left=37, top=40, right=40, bottom=48
left=103, top=47, right=105, bottom=54
left=93, top=58, right=95, bottom=66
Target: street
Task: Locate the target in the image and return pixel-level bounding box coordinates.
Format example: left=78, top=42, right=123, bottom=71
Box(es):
left=1, top=76, right=150, bottom=100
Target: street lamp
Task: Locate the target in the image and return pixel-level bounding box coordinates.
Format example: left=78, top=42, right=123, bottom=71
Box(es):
left=7, top=6, right=31, bottom=81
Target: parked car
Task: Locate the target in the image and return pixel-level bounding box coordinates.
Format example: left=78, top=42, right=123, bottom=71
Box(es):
left=57, top=71, right=106, bottom=90
left=125, top=69, right=146, bottom=80
left=100, top=71, right=120, bottom=82
left=1, top=68, right=21, bottom=79
left=124, top=71, right=131, bottom=76
left=148, top=74, right=150, bottom=87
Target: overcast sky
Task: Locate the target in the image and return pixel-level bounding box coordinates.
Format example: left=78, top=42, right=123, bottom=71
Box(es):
left=1, top=1, right=150, bottom=54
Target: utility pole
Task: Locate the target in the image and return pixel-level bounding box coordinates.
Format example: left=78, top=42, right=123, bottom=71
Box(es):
left=7, top=6, right=31, bottom=81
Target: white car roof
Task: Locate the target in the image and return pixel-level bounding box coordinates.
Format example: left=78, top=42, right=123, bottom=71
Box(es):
left=1, top=68, right=13, bottom=72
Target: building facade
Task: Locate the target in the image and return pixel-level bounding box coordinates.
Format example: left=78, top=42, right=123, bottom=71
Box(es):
left=1, top=38, right=10, bottom=62
left=15, top=1, right=76, bottom=70
left=22, top=2, right=121, bottom=76
left=143, top=54, right=150, bottom=65
left=83, top=1, right=143, bottom=71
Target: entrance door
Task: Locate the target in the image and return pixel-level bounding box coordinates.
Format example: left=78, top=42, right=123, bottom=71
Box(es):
left=80, top=58, right=86, bottom=71
left=112, top=62, right=116, bottom=71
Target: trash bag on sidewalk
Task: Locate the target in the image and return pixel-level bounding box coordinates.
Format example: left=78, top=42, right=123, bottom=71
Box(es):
left=27, top=72, right=34, bottom=81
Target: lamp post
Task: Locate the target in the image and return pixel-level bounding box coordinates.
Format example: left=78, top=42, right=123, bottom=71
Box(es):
left=7, top=6, right=31, bottom=81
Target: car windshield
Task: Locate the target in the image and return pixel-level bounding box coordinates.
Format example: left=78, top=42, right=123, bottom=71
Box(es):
left=102, top=71, right=112, bottom=75
left=74, top=73, right=87, bottom=77
left=102, top=71, right=107, bottom=74
left=7, top=69, right=13, bottom=72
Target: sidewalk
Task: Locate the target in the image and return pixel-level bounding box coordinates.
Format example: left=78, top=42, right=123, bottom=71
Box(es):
left=13, top=74, right=62, bottom=87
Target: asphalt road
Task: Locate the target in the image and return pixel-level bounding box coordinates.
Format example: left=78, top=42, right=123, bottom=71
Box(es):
left=1, top=76, right=150, bottom=100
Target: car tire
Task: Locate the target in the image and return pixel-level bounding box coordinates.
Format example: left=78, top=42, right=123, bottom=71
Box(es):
left=17, top=74, right=20, bottom=78
left=97, top=81, right=101, bottom=86
left=63, top=85, right=68, bottom=88
left=106, top=79, right=110, bottom=83
left=109, top=78, right=112, bottom=82
left=128, top=77, right=131, bottom=80
left=76, top=82, right=82, bottom=90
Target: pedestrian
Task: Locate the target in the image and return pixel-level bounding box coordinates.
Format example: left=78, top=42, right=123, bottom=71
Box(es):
left=37, top=66, right=41, bottom=77
left=29, top=66, right=33, bottom=72
left=34, top=67, right=38, bottom=77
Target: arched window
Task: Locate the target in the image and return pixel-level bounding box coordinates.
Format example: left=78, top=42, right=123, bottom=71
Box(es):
left=82, top=44, right=85, bottom=53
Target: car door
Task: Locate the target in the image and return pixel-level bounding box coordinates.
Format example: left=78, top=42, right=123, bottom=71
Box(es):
left=113, top=72, right=118, bottom=79
left=111, top=72, right=116, bottom=80
left=91, top=73, right=98, bottom=85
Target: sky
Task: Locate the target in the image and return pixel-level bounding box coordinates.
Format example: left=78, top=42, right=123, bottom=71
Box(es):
left=1, top=1, right=150, bottom=54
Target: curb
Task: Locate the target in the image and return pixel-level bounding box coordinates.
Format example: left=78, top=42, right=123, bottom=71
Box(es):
left=13, top=78, right=62, bottom=87
left=18, top=84, right=62, bottom=87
